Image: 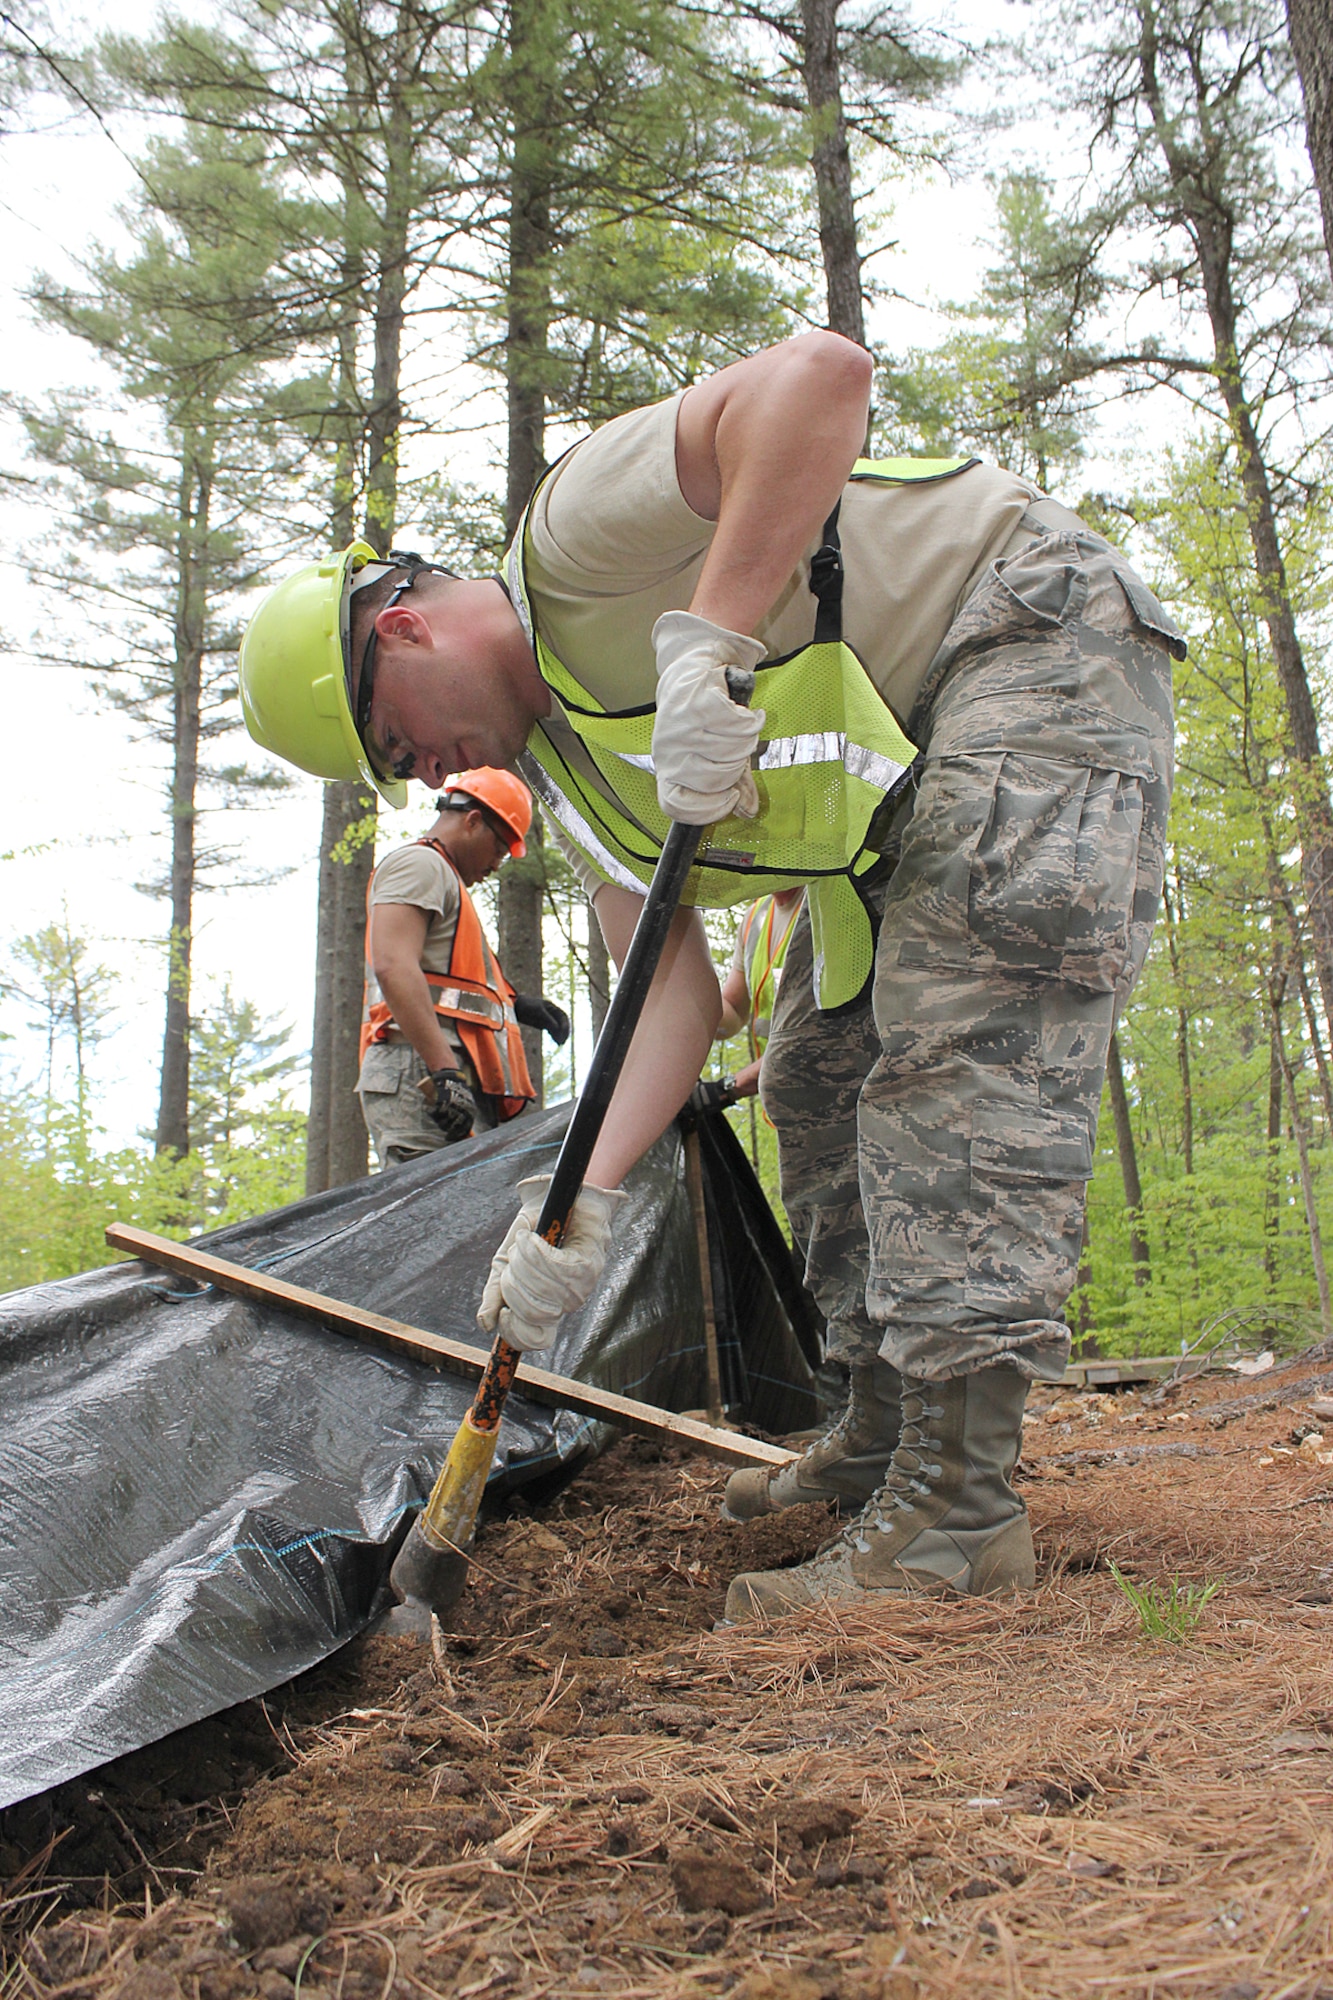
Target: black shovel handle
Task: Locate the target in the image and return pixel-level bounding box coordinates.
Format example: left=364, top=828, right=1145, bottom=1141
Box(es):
left=535, top=818, right=701, bottom=1242
left=535, top=665, right=754, bottom=1245
left=389, top=669, right=758, bottom=1614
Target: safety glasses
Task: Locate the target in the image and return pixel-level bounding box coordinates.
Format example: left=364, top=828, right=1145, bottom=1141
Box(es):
left=352, top=562, right=429, bottom=782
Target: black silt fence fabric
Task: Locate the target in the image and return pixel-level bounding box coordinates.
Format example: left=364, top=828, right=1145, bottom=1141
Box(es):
left=0, top=1105, right=817, bottom=1807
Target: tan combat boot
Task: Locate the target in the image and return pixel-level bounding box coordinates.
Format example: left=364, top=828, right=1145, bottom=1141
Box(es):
left=722, top=1367, right=1034, bottom=1622
left=721, top=1359, right=902, bottom=1523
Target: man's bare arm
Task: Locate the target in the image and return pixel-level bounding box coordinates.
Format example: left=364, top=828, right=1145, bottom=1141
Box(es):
left=716, top=959, right=751, bottom=1041
left=674, top=330, right=872, bottom=637
left=370, top=902, right=459, bottom=1072
left=583, top=888, right=722, bottom=1190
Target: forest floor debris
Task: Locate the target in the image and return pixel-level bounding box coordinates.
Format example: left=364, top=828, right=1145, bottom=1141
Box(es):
left=4, top=1351, right=1333, bottom=1998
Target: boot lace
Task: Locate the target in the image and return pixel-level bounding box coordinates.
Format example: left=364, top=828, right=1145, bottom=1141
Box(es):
left=846, top=1393, right=944, bottom=1552
left=797, top=1389, right=879, bottom=1473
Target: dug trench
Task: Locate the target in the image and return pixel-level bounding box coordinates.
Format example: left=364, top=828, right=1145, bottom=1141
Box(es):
left=5, top=1360, right=1333, bottom=2000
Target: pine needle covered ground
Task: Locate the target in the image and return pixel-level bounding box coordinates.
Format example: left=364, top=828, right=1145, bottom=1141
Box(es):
left=5, top=1353, right=1333, bottom=2000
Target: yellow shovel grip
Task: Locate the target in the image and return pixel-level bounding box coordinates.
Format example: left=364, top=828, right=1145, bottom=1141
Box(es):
left=417, top=1414, right=499, bottom=1552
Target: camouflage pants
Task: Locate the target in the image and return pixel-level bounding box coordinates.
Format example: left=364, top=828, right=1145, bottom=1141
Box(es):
left=357, top=1038, right=495, bottom=1169
left=760, top=521, right=1178, bottom=1382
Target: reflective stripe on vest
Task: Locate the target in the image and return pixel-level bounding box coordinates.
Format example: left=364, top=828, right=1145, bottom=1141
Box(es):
left=510, top=453, right=975, bottom=1011
left=360, top=840, right=536, bottom=1118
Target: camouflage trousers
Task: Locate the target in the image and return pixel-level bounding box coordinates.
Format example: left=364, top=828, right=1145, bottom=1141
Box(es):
left=356, top=1038, right=496, bottom=1169
left=760, top=519, right=1179, bottom=1383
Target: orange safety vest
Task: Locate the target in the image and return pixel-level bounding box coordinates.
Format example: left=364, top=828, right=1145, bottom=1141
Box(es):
left=360, top=838, right=536, bottom=1121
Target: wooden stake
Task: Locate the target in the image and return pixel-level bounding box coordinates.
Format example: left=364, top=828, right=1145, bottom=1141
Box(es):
left=682, top=1126, right=726, bottom=1427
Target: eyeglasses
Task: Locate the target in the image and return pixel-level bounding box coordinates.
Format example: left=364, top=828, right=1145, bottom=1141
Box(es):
left=349, top=551, right=454, bottom=783
left=477, top=808, right=515, bottom=858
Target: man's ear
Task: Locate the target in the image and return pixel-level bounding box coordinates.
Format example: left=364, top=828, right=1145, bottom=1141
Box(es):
left=375, top=600, right=433, bottom=647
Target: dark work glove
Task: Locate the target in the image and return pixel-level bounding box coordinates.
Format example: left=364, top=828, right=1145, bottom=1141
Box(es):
left=688, top=1075, right=739, bottom=1115
left=421, top=1066, right=474, bottom=1141
left=513, top=993, right=572, bottom=1045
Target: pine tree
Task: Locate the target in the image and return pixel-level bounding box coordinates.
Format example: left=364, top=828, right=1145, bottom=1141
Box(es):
left=877, top=171, right=1109, bottom=489
left=1, top=918, right=116, bottom=1151
left=725, top=0, right=960, bottom=342
left=1050, top=0, right=1333, bottom=1024
left=1288, top=0, right=1333, bottom=280
left=21, top=124, right=301, bottom=1158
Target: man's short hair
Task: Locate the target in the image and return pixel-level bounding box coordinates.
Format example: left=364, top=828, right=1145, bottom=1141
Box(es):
left=347, top=558, right=454, bottom=661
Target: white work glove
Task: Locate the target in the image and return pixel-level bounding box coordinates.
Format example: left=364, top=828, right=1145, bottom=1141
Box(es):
left=651, top=610, right=766, bottom=824
left=477, top=1175, right=627, bottom=1352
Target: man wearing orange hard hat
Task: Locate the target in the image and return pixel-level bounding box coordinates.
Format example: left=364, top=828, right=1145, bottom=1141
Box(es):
left=358, top=766, right=568, bottom=1167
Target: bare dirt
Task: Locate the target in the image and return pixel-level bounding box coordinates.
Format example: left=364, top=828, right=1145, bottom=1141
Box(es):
left=5, top=1356, right=1333, bottom=2000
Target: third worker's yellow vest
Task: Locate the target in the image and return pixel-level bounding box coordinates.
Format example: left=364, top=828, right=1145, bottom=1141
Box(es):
left=738, top=892, right=802, bottom=1056
left=509, top=456, right=976, bottom=1012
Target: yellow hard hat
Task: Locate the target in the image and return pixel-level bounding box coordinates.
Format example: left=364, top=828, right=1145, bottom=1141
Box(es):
left=237, top=540, right=409, bottom=808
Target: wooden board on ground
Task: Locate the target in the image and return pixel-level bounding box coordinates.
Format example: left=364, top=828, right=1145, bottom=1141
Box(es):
left=1062, top=1355, right=1214, bottom=1387
left=106, top=1223, right=797, bottom=1472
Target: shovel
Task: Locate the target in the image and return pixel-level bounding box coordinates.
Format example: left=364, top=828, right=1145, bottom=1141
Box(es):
left=390, top=678, right=753, bottom=1618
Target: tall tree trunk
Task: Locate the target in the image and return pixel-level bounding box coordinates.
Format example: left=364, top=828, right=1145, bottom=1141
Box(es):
left=504, top=0, right=553, bottom=536
left=1161, top=870, right=1194, bottom=1175
left=500, top=0, right=555, bottom=1089
left=1139, top=8, right=1333, bottom=1026
left=1288, top=0, right=1333, bottom=282
left=308, top=70, right=370, bottom=1196
left=1218, top=372, right=1333, bottom=1024
left=1265, top=997, right=1283, bottom=1290
left=1267, top=968, right=1333, bottom=1338
left=308, top=15, right=425, bottom=1191
left=798, top=0, right=865, bottom=347
left=363, top=19, right=411, bottom=559
left=1294, top=947, right=1333, bottom=1141
left=1106, top=1030, right=1150, bottom=1283
left=307, top=786, right=341, bottom=1194
left=307, top=780, right=375, bottom=1192
left=1264, top=815, right=1333, bottom=1142
left=155, top=438, right=209, bottom=1157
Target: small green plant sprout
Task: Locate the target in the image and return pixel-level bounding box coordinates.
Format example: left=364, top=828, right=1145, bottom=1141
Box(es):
left=1107, top=1562, right=1222, bottom=1642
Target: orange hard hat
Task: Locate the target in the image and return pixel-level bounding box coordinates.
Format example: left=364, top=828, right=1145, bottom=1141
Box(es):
left=439, top=767, right=532, bottom=858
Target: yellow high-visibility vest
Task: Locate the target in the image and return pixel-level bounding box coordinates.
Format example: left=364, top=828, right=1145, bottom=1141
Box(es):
left=510, top=456, right=976, bottom=1011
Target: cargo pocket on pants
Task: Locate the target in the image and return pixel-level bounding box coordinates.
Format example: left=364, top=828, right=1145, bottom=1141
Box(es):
left=966, top=1101, right=1093, bottom=1317
left=968, top=753, right=1145, bottom=992
left=357, top=1042, right=405, bottom=1099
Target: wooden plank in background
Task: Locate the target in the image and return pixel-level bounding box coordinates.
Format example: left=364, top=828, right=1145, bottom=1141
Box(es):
left=1061, top=1356, right=1214, bottom=1388
left=106, top=1223, right=796, bottom=1472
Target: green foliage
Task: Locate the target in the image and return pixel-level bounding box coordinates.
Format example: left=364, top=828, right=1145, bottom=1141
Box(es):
left=2, top=919, right=117, bottom=1132
left=0, top=952, right=306, bottom=1293
left=191, top=986, right=300, bottom=1151
left=877, top=171, right=1107, bottom=488
left=409, top=479, right=509, bottom=575
left=329, top=806, right=380, bottom=866
left=1076, top=1125, right=1333, bottom=1353
left=0, top=1086, right=306, bottom=1295
left=1068, top=434, right=1333, bottom=1356
left=1108, top=1562, right=1222, bottom=1642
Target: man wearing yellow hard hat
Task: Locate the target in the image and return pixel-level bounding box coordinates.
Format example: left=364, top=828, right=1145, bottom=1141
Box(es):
left=240, top=331, right=1179, bottom=1621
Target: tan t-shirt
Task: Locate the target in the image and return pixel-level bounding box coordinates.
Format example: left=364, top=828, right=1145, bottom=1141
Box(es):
left=520, top=392, right=1044, bottom=721
left=364, top=843, right=466, bottom=1059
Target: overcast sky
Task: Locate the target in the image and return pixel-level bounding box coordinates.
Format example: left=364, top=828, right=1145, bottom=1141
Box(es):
left=0, top=0, right=1179, bottom=1147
